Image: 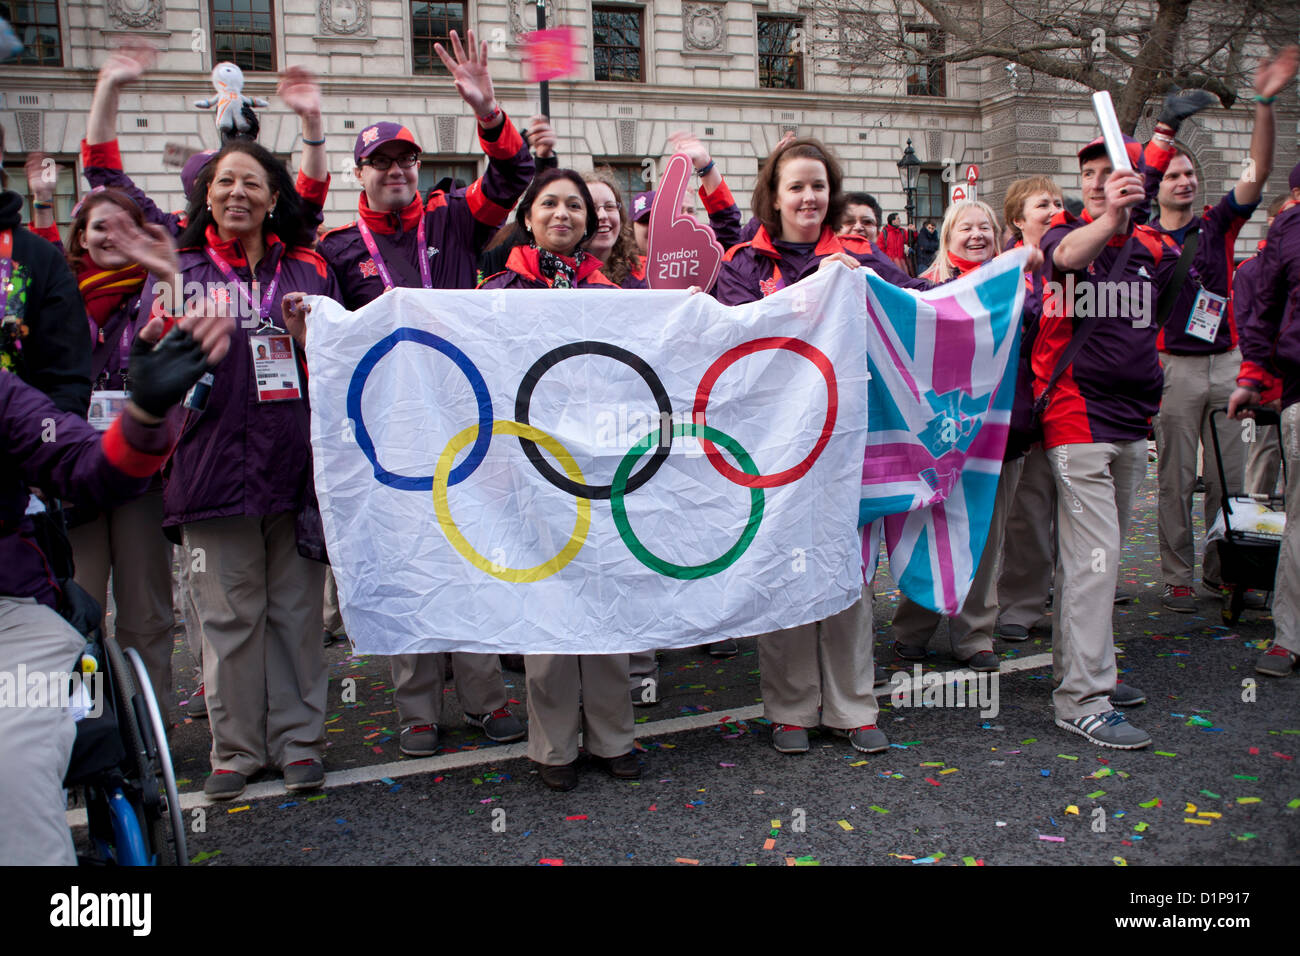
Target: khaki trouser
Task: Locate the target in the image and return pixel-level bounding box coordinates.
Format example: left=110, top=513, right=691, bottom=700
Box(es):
left=997, top=444, right=1057, bottom=629
left=893, top=458, right=1023, bottom=658
left=525, top=653, right=634, bottom=765
left=1049, top=440, right=1146, bottom=719
left=0, top=598, right=82, bottom=865
left=68, top=489, right=175, bottom=714
left=176, top=545, right=203, bottom=665
left=183, top=513, right=327, bottom=775
left=1245, top=423, right=1282, bottom=497
left=756, top=588, right=876, bottom=728
left=1156, top=349, right=1245, bottom=588
left=1272, top=404, right=1300, bottom=654
left=391, top=652, right=506, bottom=729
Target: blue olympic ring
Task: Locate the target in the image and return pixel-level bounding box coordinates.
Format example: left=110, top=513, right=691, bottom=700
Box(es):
left=347, top=328, right=493, bottom=490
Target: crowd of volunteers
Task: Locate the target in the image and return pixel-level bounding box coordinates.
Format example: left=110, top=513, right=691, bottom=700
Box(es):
left=3, top=34, right=1298, bottom=862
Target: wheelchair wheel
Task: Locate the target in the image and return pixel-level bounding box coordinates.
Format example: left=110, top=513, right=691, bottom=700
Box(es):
left=123, top=646, right=189, bottom=866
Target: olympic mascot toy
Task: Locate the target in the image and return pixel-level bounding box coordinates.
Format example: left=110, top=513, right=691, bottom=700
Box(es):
left=194, top=62, right=268, bottom=142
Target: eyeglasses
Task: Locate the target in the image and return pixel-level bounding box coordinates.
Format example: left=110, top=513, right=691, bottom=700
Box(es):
left=362, top=153, right=420, bottom=171
left=596, top=202, right=620, bottom=214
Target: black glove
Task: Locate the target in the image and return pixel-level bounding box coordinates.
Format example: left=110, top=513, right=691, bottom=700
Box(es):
left=128, top=326, right=213, bottom=418
left=1157, top=89, right=1216, bottom=132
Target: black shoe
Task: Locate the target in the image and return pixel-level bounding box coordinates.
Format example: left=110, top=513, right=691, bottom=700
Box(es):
left=1193, top=476, right=1206, bottom=494
left=873, top=663, right=888, bottom=687
left=537, top=761, right=578, bottom=791
left=322, top=628, right=343, bottom=647
left=596, top=752, right=642, bottom=779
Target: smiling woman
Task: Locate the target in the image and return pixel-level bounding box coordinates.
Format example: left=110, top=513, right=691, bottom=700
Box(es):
left=920, top=199, right=1001, bottom=283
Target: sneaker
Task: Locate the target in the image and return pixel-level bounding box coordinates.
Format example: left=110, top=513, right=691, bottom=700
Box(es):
left=962, top=650, right=1000, bottom=673
left=707, top=638, right=739, bottom=658
left=1162, top=584, right=1196, bottom=613
left=1055, top=710, right=1152, bottom=749
left=1256, top=645, right=1298, bottom=677
left=595, top=752, right=642, bottom=779
left=537, top=761, right=578, bottom=791
left=185, top=683, right=208, bottom=719
left=204, top=769, right=246, bottom=801
left=832, top=725, right=889, bottom=753
left=997, top=623, right=1030, bottom=642
left=771, top=724, right=810, bottom=754
left=464, top=707, right=526, bottom=742
left=894, top=642, right=928, bottom=662
left=1110, top=680, right=1146, bottom=707
left=1113, top=587, right=1136, bottom=605
left=873, top=663, right=888, bottom=687
left=399, top=724, right=439, bottom=756
left=283, top=759, right=324, bottom=792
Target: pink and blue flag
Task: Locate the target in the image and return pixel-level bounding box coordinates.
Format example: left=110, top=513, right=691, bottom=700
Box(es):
left=858, top=249, right=1028, bottom=614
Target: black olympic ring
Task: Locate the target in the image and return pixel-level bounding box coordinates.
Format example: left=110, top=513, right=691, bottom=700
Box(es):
left=514, top=341, right=674, bottom=500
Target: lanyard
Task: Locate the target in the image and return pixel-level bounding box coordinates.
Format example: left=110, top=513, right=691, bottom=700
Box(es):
left=356, top=212, right=432, bottom=291
left=205, top=244, right=283, bottom=324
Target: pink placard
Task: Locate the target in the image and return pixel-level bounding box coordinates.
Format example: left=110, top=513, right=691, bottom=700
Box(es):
left=646, top=153, right=723, bottom=291
left=523, top=28, right=579, bottom=83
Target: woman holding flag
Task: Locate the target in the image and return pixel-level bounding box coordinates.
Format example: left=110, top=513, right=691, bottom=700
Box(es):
left=140, top=139, right=341, bottom=800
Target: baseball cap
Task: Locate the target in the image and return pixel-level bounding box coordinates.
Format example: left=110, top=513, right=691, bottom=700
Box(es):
left=631, top=190, right=655, bottom=223
left=1078, top=134, right=1142, bottom=169
left=354, top=122, right=421, bottom=165
left=180, top=149, right=219, bottom=200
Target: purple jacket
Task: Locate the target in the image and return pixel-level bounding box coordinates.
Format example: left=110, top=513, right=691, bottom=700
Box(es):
left=138, top=226, right=340, bottom=528
left=318, top=116, right=534, bottom=305
left=1239, top=202, right=1300, bottom=409
left=0, top=373, right=170, bottom=606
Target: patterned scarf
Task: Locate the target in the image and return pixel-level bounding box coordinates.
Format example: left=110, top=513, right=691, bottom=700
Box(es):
left=534, top=245, right=581, bottom=288
left=78, top=262, right=148, bottom=332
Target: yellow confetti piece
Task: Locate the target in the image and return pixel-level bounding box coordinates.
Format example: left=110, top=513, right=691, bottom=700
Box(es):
left=939, top=768, right=959, bottom=775
left=1065, top=805, right=1079, bottom=815
left=1183, top=818, right=1212, bottom=825
left=849, top=759, right=868, bottom=767
left=920, top=761, right=944, bottom=767
left=1112, top=856, right=1127, bottom=866
left=227, top=805, right=251, bottom=814
left=1237, top=797, right=1262, bottom=804
left=837, top=819, right=854, bottom=831
left=1197, top=811, right=1222, bottom=819
left=771, top=819, right=782, bottom=828
left=1184, top=802, right=1197, bottom=814
left=1057, top=754, right=1079, bottom=761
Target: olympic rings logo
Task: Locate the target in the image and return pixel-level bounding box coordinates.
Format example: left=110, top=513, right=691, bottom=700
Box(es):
left=347, top=330, right=839, bottom=581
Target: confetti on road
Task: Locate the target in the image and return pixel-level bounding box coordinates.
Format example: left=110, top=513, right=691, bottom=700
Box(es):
left=837, top=820, right=854, bottom=831
left=1038, top=835, right=1065, bottom=843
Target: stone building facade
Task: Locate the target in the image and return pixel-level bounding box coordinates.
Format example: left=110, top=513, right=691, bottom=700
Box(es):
left=0, top=0, right=1295, bottom=250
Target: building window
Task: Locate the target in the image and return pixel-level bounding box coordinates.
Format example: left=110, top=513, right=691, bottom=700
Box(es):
left=210, top=0, right=276, bottom=72
left=915, top=168, right=947, bottom=222
left=411, top=1, right=465, bottom=75
left=593, top=5, right=643, bottom=82
left=419, top=159, right=479, bottom=194
left=3, top=157, right=78, bottom=234
left=757, top=15, right=802, bottom=90
left=594, top=161, right=648, bottom=204
left=905, top=25, right=944, bottom=97
left=0, top=1, right=62, bottom=66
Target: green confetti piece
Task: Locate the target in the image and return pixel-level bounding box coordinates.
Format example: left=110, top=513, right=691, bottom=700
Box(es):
left=1021, top=738, right=1038, bottom=744
left=1087, top=790, right=1106, bottom=799
left=1153, top=751, right=1177, bottom=757
left=1134, top=822, right=1149, bottom=832
left=1199, top=790, right=1221, bottom=799
left=962, top=856, right=977, bottom=866
left=930, top=851, right=946, bottom=860
left=1139, top=798, right=1160, bottom=808
left=190, top=849, right=222, bottom=863
left=869, top=805, right=889, bottom=814
left=1234, top=833, right=1257, bottom=841
left=1057, top=754, right=1079, bottom=761
left=1233, top=774, right=1258, bottom=781
left=306, top=794, right=327, bottom=802
left=1237, top=797, right=1261, bottom=804
left=1287, top=799, right=1300, bottom=809
left=920, top=761, right=945, bottom=767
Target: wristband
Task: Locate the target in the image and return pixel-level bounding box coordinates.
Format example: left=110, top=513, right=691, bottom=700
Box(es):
left=477, top=104, right=502, bottom=125
left=696, top=160, right=715, bottom=177
left=32, top=200, right=52, bottom=210
left=1254, top=94, right=1276, bottom=105
left=301, top=135, right=326, bottom=146
left=1151, top=132, right=1175, bottom=146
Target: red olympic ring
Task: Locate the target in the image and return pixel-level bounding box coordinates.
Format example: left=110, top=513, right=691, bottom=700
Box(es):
left=692, top=337, right=838, bottom=489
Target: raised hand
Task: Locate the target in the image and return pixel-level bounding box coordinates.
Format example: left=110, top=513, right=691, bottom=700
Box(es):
left=1255, top=45, right=1300, bottom=100
left=99, top=40, right=157, bottom=88
left=525, top=114, right=556, bottom=158
left=645, top=153, right=723, bottom=291
left=434, top=29, right=497, bottom=119
left=24, top=152, right=56, bottom=202
left=667, top=132, right=711, bottom=172
left=277, top=66, right=322, bottom=119
left=101, top=209, right=181, bottom=280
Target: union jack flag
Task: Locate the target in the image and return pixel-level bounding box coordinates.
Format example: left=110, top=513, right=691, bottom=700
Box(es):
left=858, top=249, right=1027, bottom=614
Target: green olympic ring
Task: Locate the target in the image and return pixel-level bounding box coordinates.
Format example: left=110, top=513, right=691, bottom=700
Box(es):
left=609, top=423, right=765, bottom=580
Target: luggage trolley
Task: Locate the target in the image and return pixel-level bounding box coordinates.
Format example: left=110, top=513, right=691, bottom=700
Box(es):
left=64, top=631, right=188, bottom=866
left=1207, top=407, right=1287, bottom=625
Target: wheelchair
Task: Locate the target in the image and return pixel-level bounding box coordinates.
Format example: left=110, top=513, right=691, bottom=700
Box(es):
left=64, top=628, right=188, bottom=866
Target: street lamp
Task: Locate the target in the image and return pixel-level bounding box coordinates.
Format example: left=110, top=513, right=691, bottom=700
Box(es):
left=897, top=138, right=922, bottom=274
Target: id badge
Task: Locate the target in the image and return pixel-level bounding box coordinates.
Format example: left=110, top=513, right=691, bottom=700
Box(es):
left=1185, top=288, right=1227, bottom=343
left=249, top=333, right=303, bottom=402
left=88, top=390, right=129, bottom=432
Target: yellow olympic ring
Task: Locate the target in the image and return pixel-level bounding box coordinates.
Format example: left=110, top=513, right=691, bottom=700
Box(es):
left=432, top=419, right=592, bottom=583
